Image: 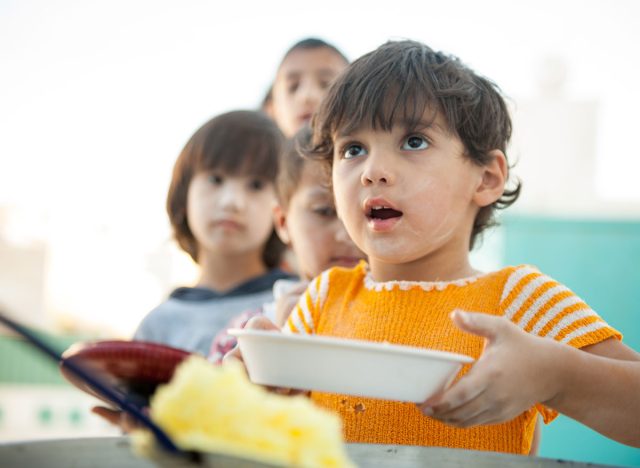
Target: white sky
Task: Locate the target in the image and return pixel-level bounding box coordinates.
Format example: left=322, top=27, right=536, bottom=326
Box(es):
left=1, top=0, right=639, bottom=334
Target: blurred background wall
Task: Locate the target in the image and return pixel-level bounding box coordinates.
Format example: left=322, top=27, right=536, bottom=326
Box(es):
left=1, top=0, right=639, bottom=465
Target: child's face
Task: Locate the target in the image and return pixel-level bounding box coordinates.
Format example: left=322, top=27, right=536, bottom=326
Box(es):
left=187, top=170, right=276, bottom=260
left=274, top=161, right=364, bottom=280
left=331, top=113, right=487, bottom=276
left=270, top=47, right=347, bottom=138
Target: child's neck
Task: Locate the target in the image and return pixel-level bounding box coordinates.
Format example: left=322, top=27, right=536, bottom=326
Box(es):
left=196, top=251, right=268, bottom=293
left=369, top=255, right=478, bottom=283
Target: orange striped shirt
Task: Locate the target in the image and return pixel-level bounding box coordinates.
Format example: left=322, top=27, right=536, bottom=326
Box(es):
left=285, top=261, right=621, bottom=454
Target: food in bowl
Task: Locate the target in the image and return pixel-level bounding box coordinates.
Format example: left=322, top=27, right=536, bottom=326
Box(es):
left=228, top=330, right=474, bottom=403
left=135, top=356, right=354, bottom=468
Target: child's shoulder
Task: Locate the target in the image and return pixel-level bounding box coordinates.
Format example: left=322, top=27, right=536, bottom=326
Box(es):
left=470, top=264, right=538, bottom=282
left=481, top=264, right=543, bottom=296
left=323, top=260, right=368, bottom=282
left=304, top=261, right=367, bottom=297
left=494, top=264, right=545, bottom=289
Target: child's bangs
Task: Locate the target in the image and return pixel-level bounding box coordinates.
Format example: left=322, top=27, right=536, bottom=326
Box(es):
left=196, top=134, right=279, bottom=182
left=329, top=59, right=443, bottom=137
left=338, top=88, right=437, bottom=137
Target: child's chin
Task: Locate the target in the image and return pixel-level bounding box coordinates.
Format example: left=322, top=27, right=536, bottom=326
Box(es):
left=330, top=258, right=362, bottom=269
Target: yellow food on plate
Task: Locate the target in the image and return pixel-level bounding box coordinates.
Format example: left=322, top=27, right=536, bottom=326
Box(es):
left=136, top=355, right=354, bottom=468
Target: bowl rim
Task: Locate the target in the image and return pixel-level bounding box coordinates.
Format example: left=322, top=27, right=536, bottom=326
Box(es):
left=227, top=329, right=474, bottom=364
left=61, top=339, right=191, bottom=359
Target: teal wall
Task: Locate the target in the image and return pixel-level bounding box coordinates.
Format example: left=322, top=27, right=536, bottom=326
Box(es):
left=502, top=214, right=640, bottom=467
left=0, top=331, right=85, bottom=384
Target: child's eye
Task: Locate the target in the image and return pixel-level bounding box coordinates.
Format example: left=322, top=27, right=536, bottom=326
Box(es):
left=402, top=135, right=429, bottom=151
left=312, top=205, right=337, bottom=218
left=209, top=174, right=224, bottom=185
left=248, top=179, right=266, bottom=191
left=288, top=81, right=300, bottom=94
left=343, top=144, right=367, bottom=159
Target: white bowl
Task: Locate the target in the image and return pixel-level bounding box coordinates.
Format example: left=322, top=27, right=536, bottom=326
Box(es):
left=228, top=330, right=474, bottom=403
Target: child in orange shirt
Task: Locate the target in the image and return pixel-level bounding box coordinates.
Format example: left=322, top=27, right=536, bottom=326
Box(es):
left=232, top=40, right=640, bottom=453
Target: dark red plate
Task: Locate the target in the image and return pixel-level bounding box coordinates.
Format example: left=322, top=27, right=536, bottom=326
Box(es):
left=60, top=340, right=191, bottom=406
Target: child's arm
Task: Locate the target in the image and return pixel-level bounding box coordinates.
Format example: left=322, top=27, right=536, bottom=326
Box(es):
left=274, top=280, right=309, bottom=327
left=419, top=310, right=640, bottom=447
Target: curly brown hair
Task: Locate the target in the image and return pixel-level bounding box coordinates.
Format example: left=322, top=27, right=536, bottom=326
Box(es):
left=305, top=40, right=521, bottom=249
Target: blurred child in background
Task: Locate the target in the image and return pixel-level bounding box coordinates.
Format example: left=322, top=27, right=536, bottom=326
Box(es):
left=210, top=37, right=354, bottom=342
left=264, top=37, right=351, bottom=273
left=262, top=38, right=348, bottom=138
left=210, top=127, right=364, bottom=361
left=133, top=110, right=293, bottom=356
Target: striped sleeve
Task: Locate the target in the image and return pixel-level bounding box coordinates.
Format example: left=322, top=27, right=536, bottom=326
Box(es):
left=499, top=265, right=621, bottom=347
left=284, top=269, right=331, bottom=335
left=499, top=265, right=622, bottom=424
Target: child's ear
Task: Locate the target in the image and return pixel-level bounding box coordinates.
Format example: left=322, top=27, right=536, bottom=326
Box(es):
left=273, top=204, right=291, bottom=245
left=263, top=98, right=275, bottom=119
left=474, top=149, right=508, bottom=207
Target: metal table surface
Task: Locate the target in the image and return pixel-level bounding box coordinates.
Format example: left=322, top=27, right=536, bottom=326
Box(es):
left=0, top=436, right=623, bottom=468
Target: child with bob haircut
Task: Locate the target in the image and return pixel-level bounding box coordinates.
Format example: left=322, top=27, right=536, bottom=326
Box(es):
left=263, top=38, right=349, bottom=138
left=133, top=110, right=293, bottom=356
left=210, top=127, right=364, bottom=361
left=235, top=41, right=640, bottom=453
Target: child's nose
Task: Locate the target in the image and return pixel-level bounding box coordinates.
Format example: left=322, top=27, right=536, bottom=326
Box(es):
left=360, top=154, right=395, bottom=186
left=298, top=81, right=321, bottom=106
left=218, top=182, right=247, bottom=211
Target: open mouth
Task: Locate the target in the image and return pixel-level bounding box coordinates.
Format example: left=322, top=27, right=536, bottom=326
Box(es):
left=367, top=205, right=403, bottom=220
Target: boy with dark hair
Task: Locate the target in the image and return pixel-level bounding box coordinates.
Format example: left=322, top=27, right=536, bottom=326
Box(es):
left=233, top=40, right=640, bottom=453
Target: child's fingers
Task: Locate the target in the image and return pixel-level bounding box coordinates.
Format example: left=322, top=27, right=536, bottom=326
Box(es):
left=244, top=315, right=279, bottom=331
left=266, top=385, right=308, bottom=397
left=91, top=406, right=142, bottom=432
left=222, top=344, right=245, bottom=368
left=419, top=368, right=488, bottom=417
left=451, top=310, right=509, bottom=342
left=224, top=316, right=279, bottom=364
left=444, top=408, right=497, bottom=429
left=423, top=389, right=490, bottom=426
left=91, top=406, right=122, bottom=426
left=120, top=411, right=143, bottom=432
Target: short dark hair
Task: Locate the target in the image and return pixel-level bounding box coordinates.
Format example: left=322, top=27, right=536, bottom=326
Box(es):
left=167, top=110, right=286, bottom=267
left=282, top=37, right=349, bottom=64
left=307, top=40, right=521, bottom=248
left=275, top=126, right=332, bottom=209
left=260, top=38, right=349, bottom=111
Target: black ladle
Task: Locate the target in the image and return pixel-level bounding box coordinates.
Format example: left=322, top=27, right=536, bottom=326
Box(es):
left=0, top=311, right=182, bottom=455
